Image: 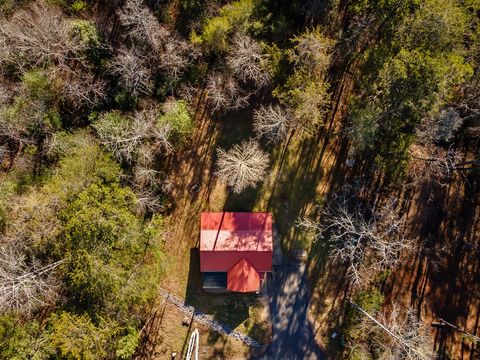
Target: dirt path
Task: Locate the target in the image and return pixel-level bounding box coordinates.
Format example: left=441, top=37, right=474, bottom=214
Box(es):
left=253, top=265, right=326, bottom=360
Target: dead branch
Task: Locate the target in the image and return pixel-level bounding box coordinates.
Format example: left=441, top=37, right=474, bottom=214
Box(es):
left=0, top=2, right=88, bottom=71
left=108, top=47, right=153, bottom=96
left=351, top=302, right=434, bottom=360
left=205, top=72, right=251, bottom=112
left=118, top=0, right=168, bottom=52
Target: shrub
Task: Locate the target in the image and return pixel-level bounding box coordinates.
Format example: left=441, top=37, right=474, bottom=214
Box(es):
left=50, top=312, right=115, bottom=360
left=191, top=0, right=255, bottom=53
left=158, top=99, right=193, bottom=145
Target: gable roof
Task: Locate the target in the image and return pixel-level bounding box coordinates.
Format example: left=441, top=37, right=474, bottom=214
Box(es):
left=200, top=212, right=273, bottom=273
left=200, top=212, right=273, bottom=251
left=227, top=259, right=260, bottom=292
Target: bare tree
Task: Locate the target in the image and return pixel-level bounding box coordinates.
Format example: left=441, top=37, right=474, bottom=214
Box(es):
left=351, top=302, right=434, bottom=360
left=0, top=2, right=88, bottom=71
left=179, top=84, right=201, bottom=104
left=135, top=187, right=168, bottom=214
left=0, top=145, right=7, bottom=164
left=118, top=0, right=168, bottom=52
left=137, top=106, right=174, bottom=155
left=0, top=81, right=11, bottom=105
left=0, top=245, right=63, bottom=314
left=227, top=34, right=270, bottom=87
left=159, top=36, right=200, bottom=81
left=118, top=0, right=199, bottom=83
left=409, top=144, right=463, bottom=186
left=49, top=66, right=107, bottom=109
left=417, top=108, right=464, bottom=144
left=0, top=113, right=33, bottom=146
left=206, top=72, right=251, bottom=112
left=216, top=139, right=269, bottom=193
left=108, top=47, right=153, bottom=96
left=298, top=196, right=412, bottom=285
left=132, top=154, right=174, bottom=214
left=93, top=108, right=174, bottom=163
left=253, top=104, right=293, bottom=143
left=93, top=111, right=148, bottom=163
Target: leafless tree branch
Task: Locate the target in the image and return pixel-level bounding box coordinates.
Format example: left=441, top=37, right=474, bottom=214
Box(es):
left=216, top=139, right=269, bottom=193
left=253, top=104, right=293, bottom=143
left=0, top=245, right=63, bottom=314
left=227, top=33, right=270, bottom=87
left=206, top=72, right=251, bottom=112
left=0, top=2, right=89, bottom=71
left=298, top=195, right=412, bottom=285
left=351, top=302, right=434, bottom=360
left=108, top=47, right=153, bottom=96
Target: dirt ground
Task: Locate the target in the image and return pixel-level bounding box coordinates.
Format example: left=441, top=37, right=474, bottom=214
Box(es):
left=384, top=174, right=480, bottom=359
left=136, top=299, right=253, bottom=359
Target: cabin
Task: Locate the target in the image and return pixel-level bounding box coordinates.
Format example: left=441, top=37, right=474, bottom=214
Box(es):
left=200, top=212, right=273, bottom=293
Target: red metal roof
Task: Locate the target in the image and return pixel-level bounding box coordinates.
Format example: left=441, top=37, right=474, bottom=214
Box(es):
left=227, top=259, right=260, bottom=292
left=201, top=212, right=272, bottom=232
left=200, top=212, right=273, bottom=274
left=200, top=251, right=272, bottom=272
left=200, top=212, right=273, bottom=251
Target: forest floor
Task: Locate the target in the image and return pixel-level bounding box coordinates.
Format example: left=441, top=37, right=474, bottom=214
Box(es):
left=384, top=177, right=480, bottom=358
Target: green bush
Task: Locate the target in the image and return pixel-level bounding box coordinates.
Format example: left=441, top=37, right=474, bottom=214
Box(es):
left=50, top=312, right=115, bottom=360
left=191, top=0, right=255, bottom=53
left=116, top=327, right=141, bottom=359
left=0, top=69, right=62, bottom=139
left=0, top=0, right=14, bottom=12
left=338, top=288, right=385, bottom=359
left=70, top=20, right=100, bottom=47
left=21, top=69, right=58, bottom=103
left=0, top=314, right=54, bottom=360
left=114, top=92, right=137, bottom=110
left=70, top=0, right=87, bottom=12
left=158, top=99, right=194, bottom=145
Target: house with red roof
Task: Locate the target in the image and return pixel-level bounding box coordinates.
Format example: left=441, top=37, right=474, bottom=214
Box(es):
left=200, top=212, right=273, bottom=293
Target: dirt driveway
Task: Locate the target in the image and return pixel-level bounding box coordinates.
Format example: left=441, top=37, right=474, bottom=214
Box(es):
left=253, top=264, right=326, bottom=360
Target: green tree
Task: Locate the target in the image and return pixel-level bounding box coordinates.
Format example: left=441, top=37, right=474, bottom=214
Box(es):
left=274, top=28, right=335, bottom=135
left=191, top=0, right=256, bottom=53
left=347, top=0, right=473, bottom=178
left=158, top=99, right=194, bottom=145
left=50, top=312, right=115, bottom=360
left=0, top=314, right=54, bottom=360
left=1, top=69, right=62, bottom=143
left=60, top=183, right=143, bottom=312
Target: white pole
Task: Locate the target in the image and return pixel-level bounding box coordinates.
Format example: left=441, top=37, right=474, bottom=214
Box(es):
left=185, top=328, right=199, bottom=360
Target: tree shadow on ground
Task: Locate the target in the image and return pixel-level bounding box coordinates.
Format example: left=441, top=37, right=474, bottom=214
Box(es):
left=382, top=168, right=480, bottom=358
